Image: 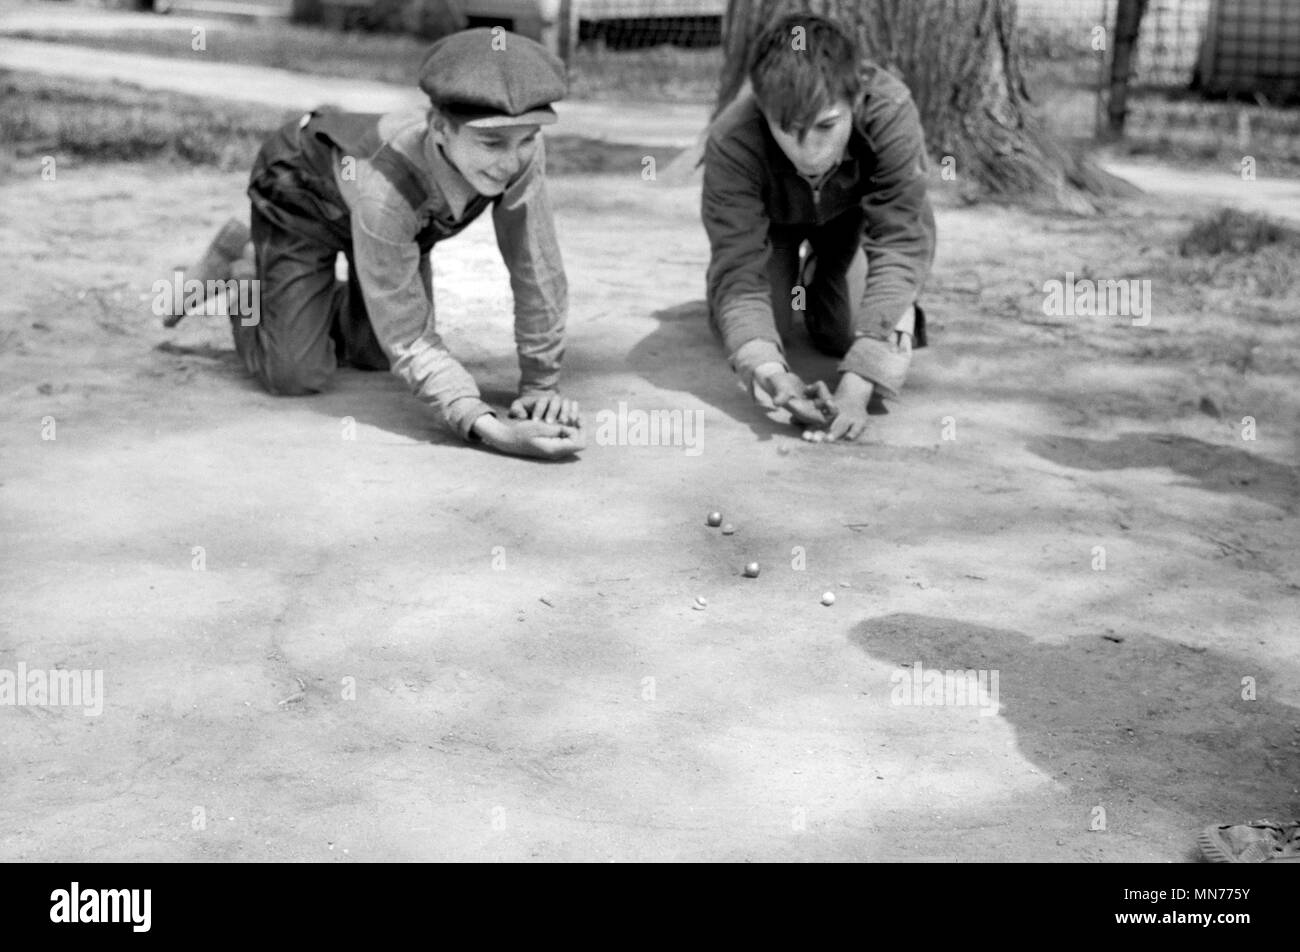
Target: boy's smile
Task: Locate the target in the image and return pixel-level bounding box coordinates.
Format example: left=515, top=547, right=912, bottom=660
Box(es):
left=764, top=99, right=854, bottom=179
left=431, top=118, right=540, bottom=197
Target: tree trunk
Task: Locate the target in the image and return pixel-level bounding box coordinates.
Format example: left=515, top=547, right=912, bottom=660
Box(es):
left=1106, top=0, right=1151, bottom=138
left=714, top=0, right=1139, bottom=214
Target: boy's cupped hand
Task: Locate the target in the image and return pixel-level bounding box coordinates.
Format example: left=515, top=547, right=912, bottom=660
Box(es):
left=474, top=414, right=585, bottom=460
left=802, top=371, right=873, bottom=443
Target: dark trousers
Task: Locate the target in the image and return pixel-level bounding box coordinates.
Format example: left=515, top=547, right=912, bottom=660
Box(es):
left=766, top=207, right=869, bottom=356
left=231, top=204, right=390, bottom=396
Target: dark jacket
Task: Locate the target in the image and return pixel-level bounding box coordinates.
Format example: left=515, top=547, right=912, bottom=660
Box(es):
left=702, top=66, right=937, bottom=395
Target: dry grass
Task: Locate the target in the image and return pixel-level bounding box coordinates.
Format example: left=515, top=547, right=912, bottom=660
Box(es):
left=4, top=22, right=718, bottom=102
left=0, top=69, right=292, bottom=168
left=1179, top=207, right=1299, bottom=257
left=1175, top=208, right=1300, bottom=298
left=0, top=70, right=681, bottom=173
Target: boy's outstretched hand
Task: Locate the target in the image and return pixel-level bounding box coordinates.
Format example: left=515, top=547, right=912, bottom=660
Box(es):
left=752, top=363, right=836, bottom=427
left=472, top=414, right=585, bottom=460
left=509, top=391, right=582, bottom=427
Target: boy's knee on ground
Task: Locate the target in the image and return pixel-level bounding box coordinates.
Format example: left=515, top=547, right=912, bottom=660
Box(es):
left=258, top=352, right=335, bottom=396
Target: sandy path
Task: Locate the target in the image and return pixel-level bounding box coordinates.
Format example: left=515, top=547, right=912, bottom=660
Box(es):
left=1099, top=159, right=1300, bottom=227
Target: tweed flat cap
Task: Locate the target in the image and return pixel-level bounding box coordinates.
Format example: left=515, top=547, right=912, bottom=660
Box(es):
left=419, top=28, right=567, bottom=127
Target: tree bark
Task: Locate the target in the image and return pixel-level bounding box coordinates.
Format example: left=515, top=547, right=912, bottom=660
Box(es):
left=715, top=0, right=1139, bottom=214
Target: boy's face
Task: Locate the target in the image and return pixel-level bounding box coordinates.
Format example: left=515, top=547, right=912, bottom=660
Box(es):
left=431, top=116, right=540, bottom=197
left=763, top=99, right=854, bottom=179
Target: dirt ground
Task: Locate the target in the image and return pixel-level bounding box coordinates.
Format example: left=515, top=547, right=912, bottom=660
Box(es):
left=2, top=7, right=1299, bottom=864
left=3, top=154, right=1298, bottom=862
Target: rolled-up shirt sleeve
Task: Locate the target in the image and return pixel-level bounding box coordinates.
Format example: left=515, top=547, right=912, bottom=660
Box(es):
left=351, top=192, right=494, bottom=441
left=841, top=92, right=936, bottom=397
left=702, top=132, right=787, bottom=390
left=493, top=136, right=567, bottom=396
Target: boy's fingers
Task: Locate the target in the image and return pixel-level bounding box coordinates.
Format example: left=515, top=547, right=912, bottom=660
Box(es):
left=538, top=432, right=584, bottom=456
left=804, top=383, right=838, bottom=419
left=805, top=380, right=832, bottom=404
left=831, top=417, right=867, bottom=443
left=830, top=412, right=868, bottom=442
left=784, top=397, right=830, bottom=426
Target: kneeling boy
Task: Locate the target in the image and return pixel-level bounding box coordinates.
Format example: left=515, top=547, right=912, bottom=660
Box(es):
left=702, top=13, right=937, bottom=442
left=196, top=29, right=584, bottom=460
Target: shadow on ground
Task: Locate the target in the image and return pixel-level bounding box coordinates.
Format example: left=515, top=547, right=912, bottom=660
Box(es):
left=1029, top=431, right=1300, bottom=512
left=853, top=612, right=1300, bottom=859
left=154, top=339, right=463, bottom=446
left=628, top=299, right=889, bottom=441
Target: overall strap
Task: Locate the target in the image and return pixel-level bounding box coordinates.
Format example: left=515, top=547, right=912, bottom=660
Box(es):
left=304, top=111, right=429, bottom=211
left=369, top=144, right=432, bottom=212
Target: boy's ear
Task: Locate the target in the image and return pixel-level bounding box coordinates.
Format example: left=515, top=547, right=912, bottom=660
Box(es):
left=428, top=106, right=458, bottom=138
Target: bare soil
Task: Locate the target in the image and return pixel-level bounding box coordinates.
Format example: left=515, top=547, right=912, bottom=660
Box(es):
left=3, top=153, right=1298, bottom=861
left=2, top=0, right=1298, bottom=861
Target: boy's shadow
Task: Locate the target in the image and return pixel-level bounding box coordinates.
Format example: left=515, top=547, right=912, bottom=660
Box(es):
left=305, top=379, right=580, bottom=461
left=156, top=341, right=463, bottom=446
left=627, top=299, right=886, bottom=441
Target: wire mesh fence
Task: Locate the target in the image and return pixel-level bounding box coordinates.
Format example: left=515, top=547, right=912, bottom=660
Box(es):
left=577, top=0, right=724, bottom=47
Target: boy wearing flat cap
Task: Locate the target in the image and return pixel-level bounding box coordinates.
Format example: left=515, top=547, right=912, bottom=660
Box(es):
left=200, top=29, right=583, bottom=459
left=702, top=13, right=937, bottom=442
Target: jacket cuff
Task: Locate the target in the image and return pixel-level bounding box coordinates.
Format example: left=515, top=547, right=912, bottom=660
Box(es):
left=839, top=337, right=912, bottom=399
left=446, top=397, right=497, bottom=442
left=729, top=338, right=787, bottom=392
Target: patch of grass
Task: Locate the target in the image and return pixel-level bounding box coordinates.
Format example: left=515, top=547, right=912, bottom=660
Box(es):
left=4, top=25, right=431, bottom=86
left=0, top=69, right=293, bottom=168
left=1167, top=210, right=1300, bottom=298
left=0, top=70, right=678, bottom=174
left=1178, top=207, right=1299, bottom=257
left=6, top=23, right=717, bottom=102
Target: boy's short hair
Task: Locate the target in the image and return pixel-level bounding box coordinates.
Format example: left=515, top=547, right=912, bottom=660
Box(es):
left=749, top=13, right=863, bottom=135
left=428, top=105, right=465, bottom=134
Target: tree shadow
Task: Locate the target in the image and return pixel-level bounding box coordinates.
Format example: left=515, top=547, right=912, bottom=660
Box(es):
left=1028, top=431, right=1300, bottom=512
left=852, top=612, right=1300, bottom=860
